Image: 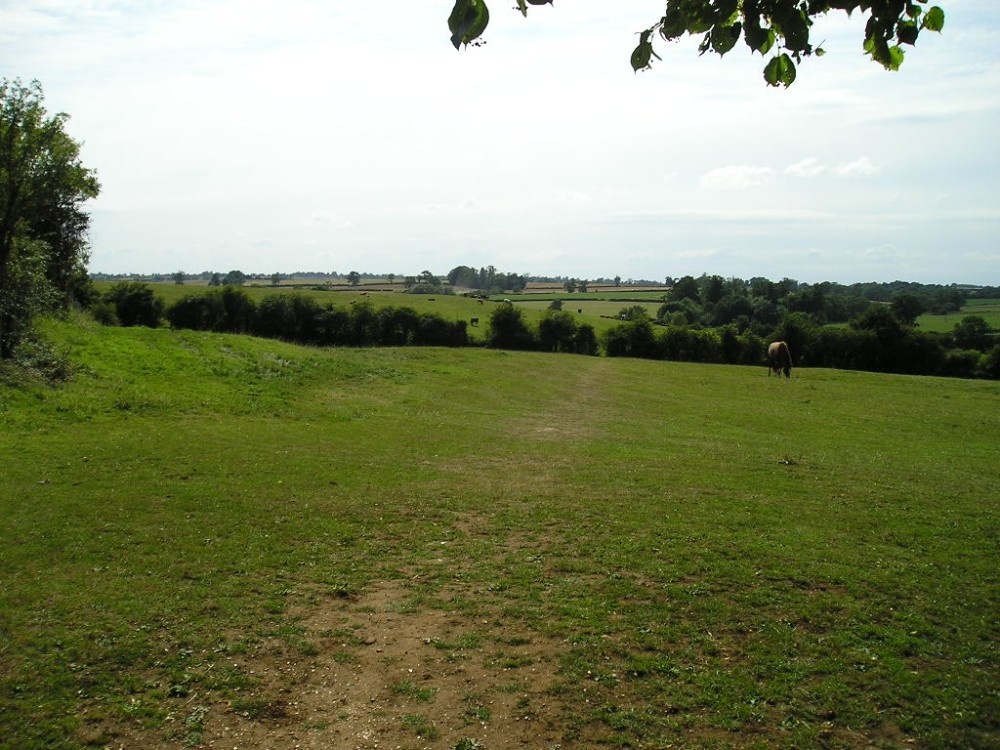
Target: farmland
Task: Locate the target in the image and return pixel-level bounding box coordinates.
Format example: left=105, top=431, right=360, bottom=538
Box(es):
left=1, top=315, right=998, bottom=749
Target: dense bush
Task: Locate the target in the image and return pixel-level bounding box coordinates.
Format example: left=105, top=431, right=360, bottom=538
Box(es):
left=101, top=282, right=163, bottom=327
left=163, top=289, right=467, bottom=349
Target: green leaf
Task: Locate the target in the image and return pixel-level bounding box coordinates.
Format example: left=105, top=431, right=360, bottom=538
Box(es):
left=743, top=15, right=774, bottom=56
left=922, top=6, right=945, bottom=32
left=897, top=21, right=919, bottom=46
left=887, top=44, right=905, bottom=70
left=448, top=0, right=490, bottom=50
left=763, top=53, right=796, bottom=87
left=659, top=8, right=687, bottom=40
left=710, top=22, right=742, bottom=56
left=631, top=30, right=660, bottom=72
left=779, top=8, right=811, bottom=53
left=515, top=0, right=527, bottom=17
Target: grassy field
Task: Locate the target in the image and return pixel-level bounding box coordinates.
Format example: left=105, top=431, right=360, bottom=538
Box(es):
left=1, top=316, right=998, bottom=749
left=918, top=299, right=1000, bottom=333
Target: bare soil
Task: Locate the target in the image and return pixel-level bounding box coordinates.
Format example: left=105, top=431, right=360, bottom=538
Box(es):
left=100, top=579, right=575, bottom=750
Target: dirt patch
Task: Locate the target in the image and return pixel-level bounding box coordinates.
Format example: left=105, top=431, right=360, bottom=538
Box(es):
left=102, top=579, right=574, bottom=750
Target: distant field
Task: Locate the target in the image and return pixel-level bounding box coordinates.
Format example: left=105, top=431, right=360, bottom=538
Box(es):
left=918, top=298, right=1000, bottom=333
left=93, top=282, right=670, bottom=341
left=1, top=317, right=997, bottom=749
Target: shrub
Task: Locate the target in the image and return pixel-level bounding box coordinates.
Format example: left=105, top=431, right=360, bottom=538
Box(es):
left=102, top=282, right=163, bottom=327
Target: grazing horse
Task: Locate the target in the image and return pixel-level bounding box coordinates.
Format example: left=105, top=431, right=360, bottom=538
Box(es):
left=767, top=341, right=792, bottom=378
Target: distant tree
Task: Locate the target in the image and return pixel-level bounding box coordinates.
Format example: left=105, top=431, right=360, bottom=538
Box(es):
left=573, top=323, right=599, bottom=356
left=548, top=299, right=563, bottom=311
left=618, top=305, right=650, bottom=322
left=447, top=265, right=479, bottom=288
left=387, top=273, right=396, bottom=285
left=347, top=271, right=361, bottom=286
left=577, top=279, right=589, bottom=293
left=172, top=271, right=186, bottom=285
left=563, top=278, right=577, bottom=293
left=614, top=276, right=622, bottom=287
left=448, top=1, right=946, bottom=87
left=270, top=272, right=282, bottom=287
left=1, top=79, right=100, bottom=358
left=102, top=282, right=163, bottom=328
left=891, top=293, right=928, bottom=326
left=952, top=316, right=991, bottom=351
left=209, top=272, right=222, bottom=287
left=979, top=346, right=1000, bottom=379
left=223, top=270, right=246, bottom=287
left=930, top=286, right=965, bottom=314
left=700, top=274, right=725, bottom=305
left=603, top=318, right=658, bottom=359
left=487, top=302, right=535, bottom=350
left=538, top=310, right=578, bottom=353
left=670, top=275, right=700, bottom=303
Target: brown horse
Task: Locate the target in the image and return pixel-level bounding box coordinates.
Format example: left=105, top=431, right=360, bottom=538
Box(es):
left=767, top=341, right=792, bottom=378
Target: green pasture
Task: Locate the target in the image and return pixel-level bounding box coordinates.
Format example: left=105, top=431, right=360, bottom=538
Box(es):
left=1, top=316, right=998, bottom=748
left=93, top=282, right=668, bottom=342
left=918, top=299, right=1000, bottom=333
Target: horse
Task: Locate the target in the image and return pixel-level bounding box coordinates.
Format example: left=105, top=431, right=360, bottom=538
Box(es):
left=767, top=341, right=792, bottom=378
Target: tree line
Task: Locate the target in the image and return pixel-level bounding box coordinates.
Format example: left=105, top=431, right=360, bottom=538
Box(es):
left=91, top=281, right=999, bottom=380
left=94, top=283, right=469, bottom=348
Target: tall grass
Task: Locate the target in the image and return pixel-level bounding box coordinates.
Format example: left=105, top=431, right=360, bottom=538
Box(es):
left=1, top=315, right=997, bottom=748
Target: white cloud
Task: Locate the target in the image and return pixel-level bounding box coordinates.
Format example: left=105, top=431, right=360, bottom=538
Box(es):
left=699, top=165, right=776, bottom=190
left=784, top=158, right=826, bottom=177
left=834, top=156, right=881, bottom=177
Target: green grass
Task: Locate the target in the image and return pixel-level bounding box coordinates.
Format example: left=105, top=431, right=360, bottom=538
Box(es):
left=1, top=315, right=998, bottom=748
left=918, top=299, right=1000, bottom=333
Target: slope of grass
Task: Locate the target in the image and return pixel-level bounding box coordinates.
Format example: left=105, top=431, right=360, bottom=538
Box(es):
left=1, top=316, right=998, bottom=748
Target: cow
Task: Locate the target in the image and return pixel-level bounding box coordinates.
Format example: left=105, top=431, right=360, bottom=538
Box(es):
left=767, top=341, right=792, bottom=378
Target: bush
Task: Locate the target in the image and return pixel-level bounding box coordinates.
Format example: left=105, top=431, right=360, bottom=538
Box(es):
left=940, top=349, right=982, bottom=379
left=90, top=300, right=119, bottom=326
left=102, top=282, right=163, bottom=327
left=487, top=304, right=536, bottom=350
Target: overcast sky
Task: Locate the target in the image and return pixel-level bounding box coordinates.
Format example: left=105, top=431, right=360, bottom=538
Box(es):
left=2, top=1, right=997, bottom=284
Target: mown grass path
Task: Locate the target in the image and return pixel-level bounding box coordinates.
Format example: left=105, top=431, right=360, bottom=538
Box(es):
left=1, top=319, right=998, bottom=748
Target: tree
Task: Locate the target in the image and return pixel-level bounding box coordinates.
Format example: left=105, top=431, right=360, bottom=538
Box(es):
left=891, top=293, right=928, bottom=326
left=487, top=302, right=535, bottom=350
left=538, top=309, right=578, bottom=353
left=448, top=1, right=945, bottom=87
left=223, top=269, right=246, bottom=287
left=670, top=275, right=700, bottom=303
left=1, top=79, right=100, bottom=358
left=952, top=316, right=991, bottom=351
left=102, top=282, right=163, bottom=328
left=347, top=271, right=361, bottom=286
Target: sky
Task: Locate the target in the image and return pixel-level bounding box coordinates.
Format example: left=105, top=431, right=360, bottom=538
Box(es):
left=2, top=1, right=998, bottom=285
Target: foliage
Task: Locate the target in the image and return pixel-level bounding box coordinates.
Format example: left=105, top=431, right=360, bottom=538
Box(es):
left=447, top=265, right=527, bottom=295
left=951, top=315, right=992, bottom=351
left=486, top=302, right=535, bottom=350
left=0, top=78, right=99, bottom=358
left=163, top=288, right=469, bottom=348
left=448, top=0, right=946, bottom=86
left=101, top=282, right=164, bottom=328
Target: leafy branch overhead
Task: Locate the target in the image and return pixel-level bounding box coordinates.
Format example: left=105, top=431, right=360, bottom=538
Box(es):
left=448, top=0, right=945, bottom=87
